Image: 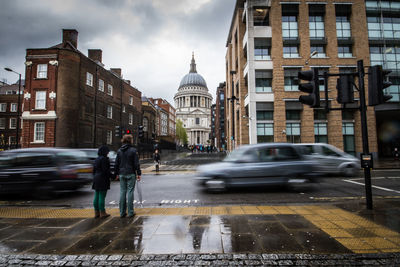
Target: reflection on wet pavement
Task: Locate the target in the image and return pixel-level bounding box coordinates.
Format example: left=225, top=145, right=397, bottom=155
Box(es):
left=0, top=204, right=399, bottom=254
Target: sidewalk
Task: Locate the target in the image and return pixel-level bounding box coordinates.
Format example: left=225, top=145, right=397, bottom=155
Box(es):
left=0, top=200, right=399, bottom=265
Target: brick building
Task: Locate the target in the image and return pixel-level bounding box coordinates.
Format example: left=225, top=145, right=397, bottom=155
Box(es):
left=0, top=81, right=24, bottom=148
left=225, top=0, right=400, bottom=157
left=22, top=29, right=142, bottom=150
left=150, top=98, right=176, bottom=141
left=141, top=96, right=158, bottom=142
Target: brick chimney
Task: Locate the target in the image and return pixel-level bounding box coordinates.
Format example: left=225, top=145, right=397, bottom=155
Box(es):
left=62, top=29, right=78, bottom=48
left=88, top=49, right=103, bottom=63
left=110, top=68, right=122, bottom=77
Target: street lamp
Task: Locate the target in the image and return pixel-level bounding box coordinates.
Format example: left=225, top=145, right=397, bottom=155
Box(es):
left=227, top=70, right=238, bottom=151
left=4, top=67, right=22, bottom=149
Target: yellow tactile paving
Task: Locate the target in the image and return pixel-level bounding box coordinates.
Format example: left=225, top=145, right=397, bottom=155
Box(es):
left=275, top=206, right=296, bottom=214
left=257, top=206, right=278, bottom=214
left=368, top=227, right=400, bottom=237
left=1, top=205, right=400, bottom=254
left=311, top=220, right=340, bottom=229
left=164, top=207, right=182, bottom=215
left=241, top=206, right=262, bottom=214
left=226, top=206, right=245, bottom=215
left=179, top=207, right=196, bottom=215
left=320, top=228, right=353, bottom=238
left=211, top=206, right=228, bottom=215
left=362, top=237, right=399, bottom=249
left=332, top=220, right=360, bottom=229
left=287, top=206, right=315, bottom=215
left=335, top=238, right=376, bottom=250
left=195, top=207, right=211, bottom=215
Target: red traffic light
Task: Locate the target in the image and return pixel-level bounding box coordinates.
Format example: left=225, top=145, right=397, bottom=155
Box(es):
left=126, top=129, right=131, bottom=134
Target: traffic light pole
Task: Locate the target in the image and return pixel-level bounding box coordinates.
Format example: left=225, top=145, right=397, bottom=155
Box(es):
left=357, top=60, right=373, bottom=210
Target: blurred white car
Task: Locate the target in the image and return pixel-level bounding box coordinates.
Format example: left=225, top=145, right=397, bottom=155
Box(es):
left=196, top=143, right=317, bottom=191
left=295, top=143, right=360, bottom=177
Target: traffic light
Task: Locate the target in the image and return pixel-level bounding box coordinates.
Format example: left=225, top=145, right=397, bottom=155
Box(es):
left=126, top=129, right=132, bottom=134
left=368, top=65, right=392, bottom=106
left=138, top=126, right=144, bottom=139
left=336, top=75, right=354, bottom=104
left=298, top=68, right=320, bottom=108
left=115, top=125, right=121, bottom=137
left=121, top=127, right=126, bottom=136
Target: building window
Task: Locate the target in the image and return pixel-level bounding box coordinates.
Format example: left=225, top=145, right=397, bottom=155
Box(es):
left=286, top=123, right=301, bottom=143
left=143, top=117, right=148, bottom=132
left=129, top=113, right=133, bottom=125
left=257, top=123, right=274, bottom=143
left=9, top=136, right=16, bottom=145
left=35, top=91, right=46, bottom=110
left=9, top=118, right=17, bottom=129
left=338, top=45, right=353, bottom=58
left=284, top=68, right=300, bottom=91
left=34, top=122, right=45, bottom=142
left=0, top=103, right=6, bottom=112
left=196, top=118, right=200, bottom=125
left=0, top=118, right=5, bottom=129
left=254, top=38, right=271, bottom=60
left=10, top=103, right=17, bottom=112
left=314, top=123, right=328, bottom=143
left=255, top=70, right=272, bottom=92
left=86, top=72, right=93, bottom=86
left=107, top=84, right=113, bottom=96
left=283, top=45, right=299, bottom=58
left=129, top=96, right=133, bottom=105
left=367, top=16, right=400, bottom=39
left=309, top=16, right=325, bottom=39
left=122, top=105, right=126, bottom=113
left=106, top=130, right=113, bottom=145
left=257, top=110, right=273, bottom=120
left=253, top=7, right=269, bottom=26
left=343, top=122, right=355, bottom=155
left=310, top=45, right=326, bottom=58
left=336, top=15, right=351, bottom=38
left=314, top=109, right=327, bottom=121
left=107, top=105, right=113, bottom=119
left=286, top=110, right=301, bottom=120
left=282, top=15, right=298, bottom=39
left=37, top=64, right=48, bottom=79
left=98, top=79, right=104, bottom=92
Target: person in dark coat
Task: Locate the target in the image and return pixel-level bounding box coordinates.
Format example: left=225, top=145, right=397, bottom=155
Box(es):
left=92, top=145, right=112, bottom=218
left=115, top=134, right=142, bottom=218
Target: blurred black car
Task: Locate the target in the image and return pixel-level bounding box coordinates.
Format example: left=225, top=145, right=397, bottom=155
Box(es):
left=196, top=143, right=317, bottom=191
left=0, top=148, right=93, bottom=196
left=78, top=148, right=116, bottom=175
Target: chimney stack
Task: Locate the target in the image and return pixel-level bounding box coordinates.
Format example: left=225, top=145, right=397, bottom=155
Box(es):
left=110, top=68, right=122, bottom=77
left=62, top=29, right=78, bottom=48
left=88, top=49, right=103, bottom=63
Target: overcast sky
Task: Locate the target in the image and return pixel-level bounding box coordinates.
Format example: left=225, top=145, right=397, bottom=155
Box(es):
left=0, top=0, right=235, bottom=104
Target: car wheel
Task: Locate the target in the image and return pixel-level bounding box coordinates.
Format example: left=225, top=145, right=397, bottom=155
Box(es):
left=342, top=165, right=356, bottom=177
left=205, top=177, right=226, bottom=192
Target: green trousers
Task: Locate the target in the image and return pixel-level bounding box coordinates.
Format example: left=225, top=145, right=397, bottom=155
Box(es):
left=93, top=190, right=107, bottom=212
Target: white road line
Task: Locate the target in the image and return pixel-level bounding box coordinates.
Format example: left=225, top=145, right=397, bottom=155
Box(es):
left=343, top=179, right=400, bottom=194
left=349, top=177, right=400, bottom=181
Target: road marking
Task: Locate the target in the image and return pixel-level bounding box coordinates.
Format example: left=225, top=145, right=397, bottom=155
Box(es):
left=343, top=179, right=400, bottom=194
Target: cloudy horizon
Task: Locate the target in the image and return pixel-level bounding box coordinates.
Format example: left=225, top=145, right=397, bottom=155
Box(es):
left=0, top=0, right=235, bottom=104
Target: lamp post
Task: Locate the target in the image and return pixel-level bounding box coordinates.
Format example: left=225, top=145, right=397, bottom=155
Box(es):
left=4, top=67, right=21, bottom=149
left=228, top=70, right=238, bottom=151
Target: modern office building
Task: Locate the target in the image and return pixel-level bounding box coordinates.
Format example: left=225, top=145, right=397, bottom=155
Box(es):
left=225, top=0, right=400, bottom=157
left=174, top=54, right=213, bottom=146
left=22, top=29, right=142, bottom=150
